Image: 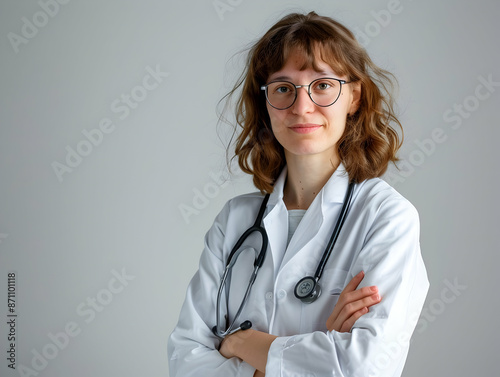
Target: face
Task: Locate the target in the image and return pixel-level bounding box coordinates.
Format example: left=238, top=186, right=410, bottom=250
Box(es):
left=265, top=48, right=360, bottom=165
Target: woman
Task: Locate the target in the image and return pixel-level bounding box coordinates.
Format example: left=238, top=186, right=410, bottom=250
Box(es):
left=168, top=11, right=429, bottom=377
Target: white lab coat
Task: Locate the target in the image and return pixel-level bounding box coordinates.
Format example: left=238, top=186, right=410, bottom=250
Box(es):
left=168, top=164, right=429, bottom=377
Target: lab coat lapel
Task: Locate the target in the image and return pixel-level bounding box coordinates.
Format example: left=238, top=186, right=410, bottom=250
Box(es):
left=263, top=167, right=289, bottom=276
left=279, top=164, right=350, bottom=271
left=279, top=193, right=324, bottom=268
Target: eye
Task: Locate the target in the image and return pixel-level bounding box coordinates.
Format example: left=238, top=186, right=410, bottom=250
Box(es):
left=314, top=80, right=335, bottom=91
left=276, top=86, right=290, bottom=93
left=273, top=84, right=293, bottom=94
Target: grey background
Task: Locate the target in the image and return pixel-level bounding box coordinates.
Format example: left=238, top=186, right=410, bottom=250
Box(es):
left=0, top=0, right=498, bottom=376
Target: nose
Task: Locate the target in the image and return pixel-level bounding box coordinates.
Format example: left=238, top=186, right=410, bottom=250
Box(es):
left=291, top=86, right=315, bottom=115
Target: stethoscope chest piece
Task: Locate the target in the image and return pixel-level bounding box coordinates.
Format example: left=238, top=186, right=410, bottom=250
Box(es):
left=294, top=276, right=321, bottom=304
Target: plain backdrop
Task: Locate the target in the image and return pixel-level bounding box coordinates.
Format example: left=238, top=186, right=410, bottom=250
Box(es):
left=1, top=0, right=499, bottom=376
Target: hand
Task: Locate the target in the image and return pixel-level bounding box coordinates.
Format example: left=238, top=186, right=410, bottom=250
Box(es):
left=326, top=271, right=381, bottom=332
left=219, top=334, right=236, bottom=359
left=218, top=329, right=259, bottom=360
left=218, top=329, right=277, bottom=373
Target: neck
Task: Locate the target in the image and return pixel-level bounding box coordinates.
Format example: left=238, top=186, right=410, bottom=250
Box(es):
left=283, top=151, right=340, bottom=210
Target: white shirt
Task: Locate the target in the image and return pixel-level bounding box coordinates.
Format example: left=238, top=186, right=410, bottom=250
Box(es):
left=168, top=164, right=429, bottom=377
left=287, top=209, right=306, bottom=245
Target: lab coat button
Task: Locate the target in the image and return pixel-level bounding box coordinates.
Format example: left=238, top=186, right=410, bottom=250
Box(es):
left=277, top=289, right=287, bottom=299
left=265, top=292, right=273, bottom=300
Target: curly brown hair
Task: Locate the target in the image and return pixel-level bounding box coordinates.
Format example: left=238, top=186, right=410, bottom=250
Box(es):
left=222, top=11, right=403, bottom=193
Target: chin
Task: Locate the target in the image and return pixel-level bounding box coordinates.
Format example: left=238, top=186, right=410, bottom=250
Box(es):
left=286, top=144, right=327, bottom=156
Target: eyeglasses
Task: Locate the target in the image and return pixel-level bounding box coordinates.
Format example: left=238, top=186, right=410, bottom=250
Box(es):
left=260, top=77, right=350, bottom=110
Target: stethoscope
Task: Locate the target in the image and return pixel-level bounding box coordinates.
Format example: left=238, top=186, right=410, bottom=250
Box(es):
left=212, top=181, right=355, bottom=339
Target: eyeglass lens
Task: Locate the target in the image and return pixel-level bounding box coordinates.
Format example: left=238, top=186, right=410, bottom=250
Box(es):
left=265, top=78, right=342, bottom=109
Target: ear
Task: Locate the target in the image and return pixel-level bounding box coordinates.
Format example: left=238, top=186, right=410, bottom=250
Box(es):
left=348, top=81, right=362, bottom=115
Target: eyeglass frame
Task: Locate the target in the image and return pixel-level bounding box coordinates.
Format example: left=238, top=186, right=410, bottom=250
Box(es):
left=260, top=77, right=351, bottom=110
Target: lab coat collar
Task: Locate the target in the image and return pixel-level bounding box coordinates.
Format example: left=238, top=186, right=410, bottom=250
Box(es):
left=267, top=166, right=287, bottom=207
left=321, top=163, right=350, bottom=204
left=267, top=162, right=350, bottom=207
left=263, top=162, right=351, bottom=275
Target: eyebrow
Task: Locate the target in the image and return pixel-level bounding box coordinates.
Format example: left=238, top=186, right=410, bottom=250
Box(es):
left=268, top=71, right=335, bottom=82
left=269, top=75, right=291, bottom=81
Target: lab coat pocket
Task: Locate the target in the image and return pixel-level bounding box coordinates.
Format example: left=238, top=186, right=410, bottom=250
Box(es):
left=299, top=268, right=348, bottom=333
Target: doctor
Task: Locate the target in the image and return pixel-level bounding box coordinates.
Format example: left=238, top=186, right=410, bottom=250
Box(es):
left=168, top=11, right=429, bottom=377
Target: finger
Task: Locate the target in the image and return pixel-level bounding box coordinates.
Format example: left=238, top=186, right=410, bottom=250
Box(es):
left=343, top=271, right=365, bottom=293
left=331, top=293, right=381, bottom=331
left=332, top=286, right=378, bottom=320
left=339, top=285, right=379, bottom=306
left=329, top=274, right=371, bottom=321
left=339, top=307, right=369, bottom=333
left=219, top=337, right=228, bottom=353
left=338, top=293, right=381, bottom=321
left=328, top=305, right=368, bottom=332
left=343, top=285, right=378, bottom=300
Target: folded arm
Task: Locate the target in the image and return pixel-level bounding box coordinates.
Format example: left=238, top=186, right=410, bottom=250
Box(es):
left=219, top=196, right=429, bottom=376
left=220, top=271, right=381, bottom=373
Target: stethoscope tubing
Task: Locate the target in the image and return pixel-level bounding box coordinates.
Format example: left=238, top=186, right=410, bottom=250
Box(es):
left=214, top=263, right=260, bottom=338
left=213, top=194, right=270, bottom=338
left=213, top=182, right=354, bottom=337
left=313, top=181, right=355, bottom=281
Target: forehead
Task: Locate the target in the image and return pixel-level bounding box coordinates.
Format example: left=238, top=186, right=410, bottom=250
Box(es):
left=267, top=44, right=347, bottom=80
left=268, top=47, right=343, bottom=79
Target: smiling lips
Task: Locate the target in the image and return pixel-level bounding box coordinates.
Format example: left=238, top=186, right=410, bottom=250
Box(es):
left=289, top=123, right=322, bottom=134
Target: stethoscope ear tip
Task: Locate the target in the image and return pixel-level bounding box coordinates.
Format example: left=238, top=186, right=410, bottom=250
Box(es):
left=240, top=320, right=252, bottom=330
left=213, top=320, right=253, bottom=340
left=212, top=326, right=221, bottom=338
